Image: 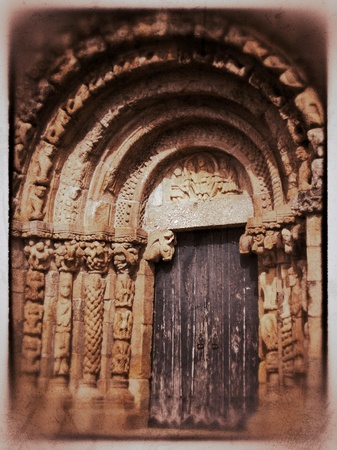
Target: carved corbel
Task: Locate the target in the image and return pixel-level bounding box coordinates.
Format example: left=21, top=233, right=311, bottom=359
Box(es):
left=144, top=230, right=176, bottom=262
left=22, top=240, right=53, bottom=375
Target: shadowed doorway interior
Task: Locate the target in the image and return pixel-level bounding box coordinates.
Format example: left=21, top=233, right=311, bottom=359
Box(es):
left=149, top=227, right=259, bottom=429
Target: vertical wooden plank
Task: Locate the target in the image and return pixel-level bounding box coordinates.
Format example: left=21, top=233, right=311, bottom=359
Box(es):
left=228, top=228, right=245, bottom=425
left=150, top=226, right=258, bottom=429
left=241, top=251, right=259, bottom=415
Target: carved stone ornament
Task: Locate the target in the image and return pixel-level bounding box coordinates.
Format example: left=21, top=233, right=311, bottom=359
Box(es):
left=144, top=230, right=176, bottom=262
left=83, top=273, right=107, bottom=378
left=32, top=141, right=57, bottom=186
left=54, top=271, right=73, bottom=376
left=169, top=153, right=241, bottom=202
left=54, top=240, right=84, bottom=272
left=115, top=273, right=135, bottom=308
left=113, top=308, right=133, bottom=340
left=111, top=340, right=131, bottom=375
left=22, top=240, right=53, bottom=375
left=29, top=185, right=47, bottom=221
left=296, top=146, right=312, bottom=191
left=111, top=243, right=139, bottom=274
left=24, top=239, right=54, bottom=272
left=82, top=241, right=113, bottom=274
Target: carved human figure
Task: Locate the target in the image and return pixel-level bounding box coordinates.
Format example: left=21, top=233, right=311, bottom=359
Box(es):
left=190, top=155, right=214, bottom=200
left=296, top=146, right=312, bottom=190
left=311, top=158, right=323, bottom=191
left=170, top=167, right=190, bottom=201
left=21, top=335, right=42, bottom=373
left=217, top=158, right=240, bottom=194
left=115, top=274, right=135, bottom=307
left=113, top=308, right=133, bottom=340
left=111, top=243, right=139, bottom=273
left=23, top=301, right=43, bottom=335
left=35, top=143, right=57, bottom=185
left=62, top=186, right=81, bottom=224
left=29, top=185, right=47, bottom=220
left=260, top=312, right=278, bottom=350
left=111, top=341, right=131, bottom=375
left=281, top=228, right=295, bottom=256
left=54, top=240, right=83, bottom=272
left=281, top=152, right=298, bottom=200
left=24, top=240, right=53, bottom=272
left=25, top=270, right=45, bottom=301
left=288, top=266, right=305, bottom=373
left=259, top=268, right=277, bottom=310
left=54, top=274, right=72, bottom=376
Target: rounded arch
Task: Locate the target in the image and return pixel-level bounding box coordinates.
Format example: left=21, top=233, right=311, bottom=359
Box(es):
left=12, top=10, right=325, bottom=229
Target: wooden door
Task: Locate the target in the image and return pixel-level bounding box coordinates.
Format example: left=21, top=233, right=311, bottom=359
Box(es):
left=149, top=227, right=259, bottom=429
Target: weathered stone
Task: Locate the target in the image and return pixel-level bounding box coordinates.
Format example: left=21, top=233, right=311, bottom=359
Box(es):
left=9, top=9, right=325, bottom=438
left=307, top=281, right=322, bottom=318
left=307, top=247, right=322, bottom=282
left=306, top=215, right=322, bottom=247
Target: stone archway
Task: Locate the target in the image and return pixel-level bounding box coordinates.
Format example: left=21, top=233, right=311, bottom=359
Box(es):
left=10, top=9, right=325, bottom=439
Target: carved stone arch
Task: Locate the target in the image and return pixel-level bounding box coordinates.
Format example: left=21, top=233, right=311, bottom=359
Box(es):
left=10, top=9, right=326, bottom=440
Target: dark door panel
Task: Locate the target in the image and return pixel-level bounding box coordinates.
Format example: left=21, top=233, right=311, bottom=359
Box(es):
left=149, top=227, right=258, bottom=429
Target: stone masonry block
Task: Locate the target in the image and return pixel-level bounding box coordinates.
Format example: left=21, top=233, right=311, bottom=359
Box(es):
left=11, top=291, right=24, bottom=325
left=11, top=269, right=26, bottom=293
left=11, top=238, right=27, bottom=269
left=307, top=317, right=323, bottom=359
left=306, top=215, right=322, bottom=247
left=133, top=284, right=154, bottom=326
left=130, top=324, right=152, bottom=379
left=73, top=271, right=85, bottom=299
left=45, top=270, right=59, bottom=298
left=308, top=281, right=323, bottom=317
left=129, top=379, right=150, bottom=410
left=307, top=247, right=322, bottom=282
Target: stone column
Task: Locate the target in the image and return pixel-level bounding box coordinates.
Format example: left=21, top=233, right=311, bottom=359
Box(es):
left=79, top=241, right=112, bottom=397
left=306, top=214, right=323, bottom=392
left=51, top=240, right=83, bottom=392
left=240, top=220, right=307, bottom=395
left=21, top=239, right=53, bottom=385
left=108, top=242, right=139, bottom=407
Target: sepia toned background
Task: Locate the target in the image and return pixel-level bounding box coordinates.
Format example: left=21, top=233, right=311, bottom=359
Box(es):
left=3, top=0, right=337, bottom=448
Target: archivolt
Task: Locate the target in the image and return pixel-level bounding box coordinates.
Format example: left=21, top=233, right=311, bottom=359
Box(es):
left=12, top=10, right=325, bottom=231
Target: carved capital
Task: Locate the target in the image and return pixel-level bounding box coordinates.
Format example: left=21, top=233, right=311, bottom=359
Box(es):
left=82, top=241, right=113, bottom=274
left=24, top=239, right=54, bottom=271
left=297, top=190, right=323, bottom=214
left=144, top=230, right=176, bottom=262
left=111, top=242, right=139, bottom=274
left=54, top=240, right=84, bottom=272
